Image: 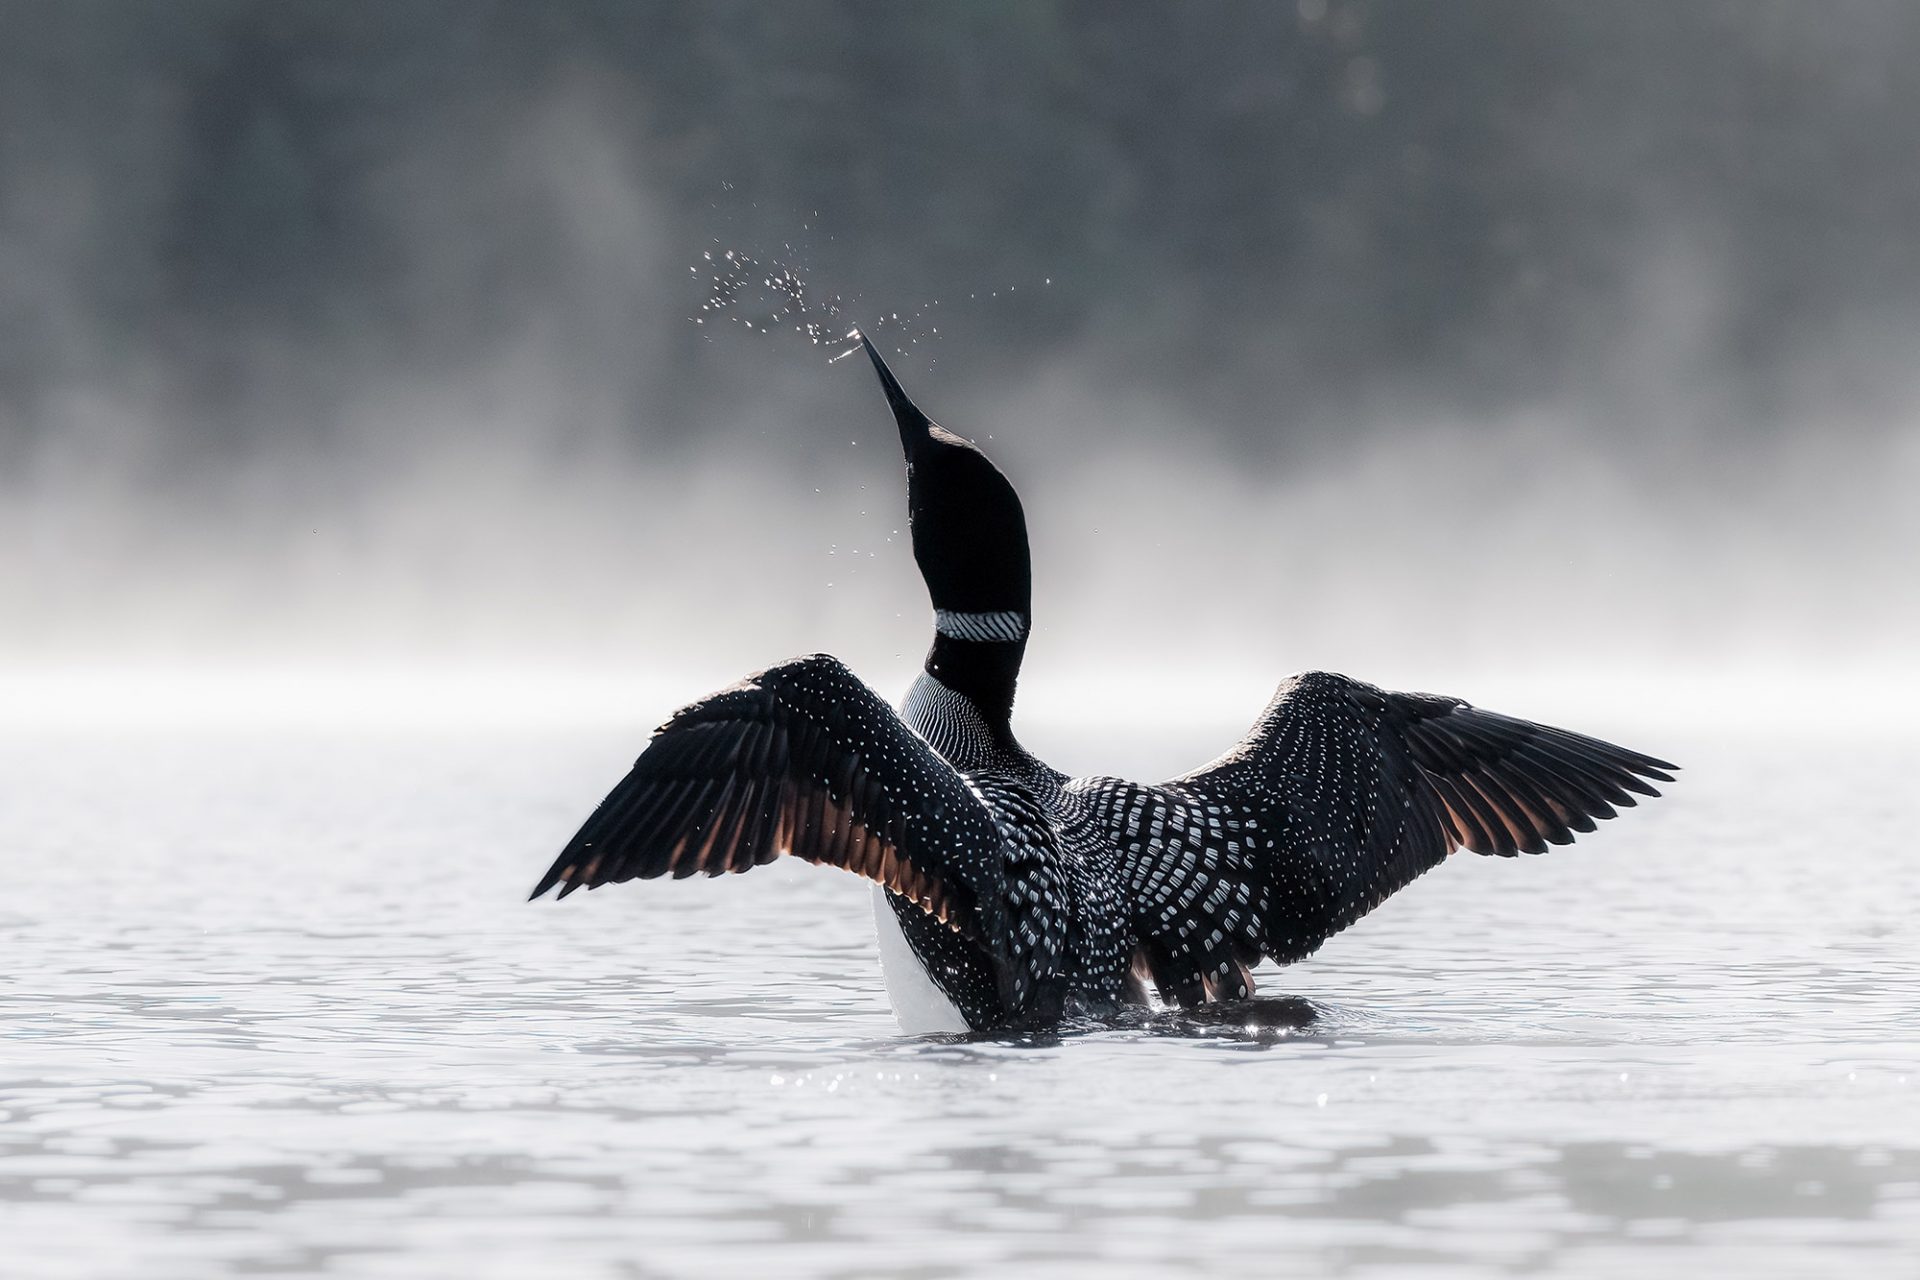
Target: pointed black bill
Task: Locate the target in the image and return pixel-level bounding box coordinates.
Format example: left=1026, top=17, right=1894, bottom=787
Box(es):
left=859, top=332, right=933, bottom=456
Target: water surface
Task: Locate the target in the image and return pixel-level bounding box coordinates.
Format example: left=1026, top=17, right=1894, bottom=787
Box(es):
left=3, top=726, right=1916, bottom=1277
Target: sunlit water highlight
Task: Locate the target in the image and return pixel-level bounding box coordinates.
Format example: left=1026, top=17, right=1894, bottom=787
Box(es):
left=4, top=725, right=1916, bottom=1277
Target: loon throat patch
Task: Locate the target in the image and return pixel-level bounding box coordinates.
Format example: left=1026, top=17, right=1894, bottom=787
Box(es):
left=933, top=609, right=1027, bottom=643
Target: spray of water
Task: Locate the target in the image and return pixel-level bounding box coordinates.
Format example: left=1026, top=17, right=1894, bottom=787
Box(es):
left=686, top=228, right=1054, bottom=368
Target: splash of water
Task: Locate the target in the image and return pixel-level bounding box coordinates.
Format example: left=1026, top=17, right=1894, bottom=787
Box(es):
left=692, top=243, right=880, bottom=357
left=687, top=231, right=1056, bottom=369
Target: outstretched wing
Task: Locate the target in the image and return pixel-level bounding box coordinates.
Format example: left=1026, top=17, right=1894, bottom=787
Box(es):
left=531, top=654, right=1016, bottom=960
left=1079, top=671, right=1675, bottom=1006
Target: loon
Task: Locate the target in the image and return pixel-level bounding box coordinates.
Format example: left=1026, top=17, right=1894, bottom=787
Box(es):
left=531, top=336, right=1676, bottom=1033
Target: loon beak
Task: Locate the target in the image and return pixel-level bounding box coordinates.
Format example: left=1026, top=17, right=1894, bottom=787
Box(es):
left=859, top=332, right=933, bottom=456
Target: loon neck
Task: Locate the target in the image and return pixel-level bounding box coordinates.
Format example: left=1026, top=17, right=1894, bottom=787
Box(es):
left=922, top=627, right=1026, bottom=739
left=858, top=334, right=1033, bottom=740
left=904, top=660, right=1025, bottom=772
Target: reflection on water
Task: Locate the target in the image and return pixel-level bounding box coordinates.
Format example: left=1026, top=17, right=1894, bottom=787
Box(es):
left=2, top=727, right=1917, bottom=1277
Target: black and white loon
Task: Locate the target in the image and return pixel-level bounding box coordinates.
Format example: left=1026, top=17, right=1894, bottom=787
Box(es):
left=531, top=336, right=1676, bottom=1033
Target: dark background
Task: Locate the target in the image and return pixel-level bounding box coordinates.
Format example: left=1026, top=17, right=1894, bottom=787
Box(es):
left=4, top=1, right=1914, bottom=728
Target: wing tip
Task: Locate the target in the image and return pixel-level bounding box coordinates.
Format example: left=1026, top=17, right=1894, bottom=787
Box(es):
left=528, top=859, right=576, bottom=901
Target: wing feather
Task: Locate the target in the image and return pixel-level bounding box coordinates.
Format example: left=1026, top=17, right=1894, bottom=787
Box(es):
left=1090, top=671, right=1676, bottom=1006
left=530, top=654, right=1014, bottom=958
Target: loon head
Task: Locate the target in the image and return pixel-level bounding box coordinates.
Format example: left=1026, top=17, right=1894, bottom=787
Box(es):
left=860, top=333, right=1031, bottom=725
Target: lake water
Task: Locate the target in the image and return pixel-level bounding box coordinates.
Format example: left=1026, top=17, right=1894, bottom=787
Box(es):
left=4, top=722, right=1916, bottom=1277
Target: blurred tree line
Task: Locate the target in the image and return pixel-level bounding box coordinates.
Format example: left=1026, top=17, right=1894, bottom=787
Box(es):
left=3, top=0, right=1918, bottom=459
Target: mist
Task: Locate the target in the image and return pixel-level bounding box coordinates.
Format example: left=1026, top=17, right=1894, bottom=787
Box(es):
left=4, top=1, right=1917, bottom=735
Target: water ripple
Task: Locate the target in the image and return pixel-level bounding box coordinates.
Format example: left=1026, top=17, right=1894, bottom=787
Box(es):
left=2, top=729, right=1916, bottom=1277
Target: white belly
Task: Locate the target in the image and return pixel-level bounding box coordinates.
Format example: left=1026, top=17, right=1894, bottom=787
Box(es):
left=871, top=886, right=969, bottom=1034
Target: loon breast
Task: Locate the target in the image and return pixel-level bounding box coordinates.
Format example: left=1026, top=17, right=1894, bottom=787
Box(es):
left=871, top=886, right=969, bottom=1034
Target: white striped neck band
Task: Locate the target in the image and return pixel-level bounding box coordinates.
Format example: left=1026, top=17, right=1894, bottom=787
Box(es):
left=933, top=609, right=1027, bottom=643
